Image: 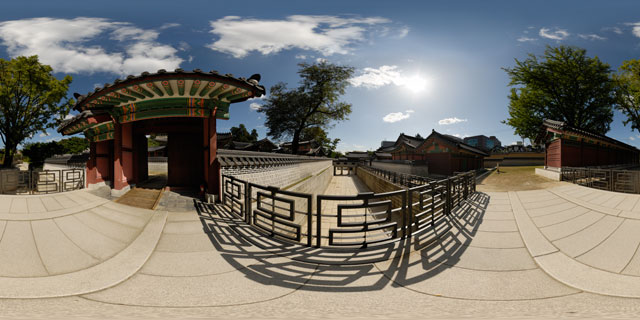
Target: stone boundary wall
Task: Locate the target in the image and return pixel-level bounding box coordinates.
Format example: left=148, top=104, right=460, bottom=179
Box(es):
left=370, top=160, right=429, bottom=177
left=231, top=160, right=332, bottom=190
left=356, top=167, right=405, bottom=208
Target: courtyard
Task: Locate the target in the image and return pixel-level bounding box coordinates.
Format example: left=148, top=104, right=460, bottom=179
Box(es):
left=2, top=172, right=640, bottom=318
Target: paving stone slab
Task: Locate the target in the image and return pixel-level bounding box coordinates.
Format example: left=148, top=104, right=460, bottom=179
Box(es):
left=9, top=198, right=28, bottom=213
left=26, top=198, right=46, bottom=213
left=75, top=210, right=141, bottom=243
left=54, top=215, right=126, bottom=260
left=481, top=210, right=515, bottom=221
left=52, top=195, right=78, bottom=209
left=162, top=220, right=210, bottom=235
left=623, top=249, right=640, bottom=276
left=40, top=197, right=64, bottom=211
left=550, top=189, right=621, bottom=216
left=476, top=219, right=519, bottom=232
left=31, top=219, right=99, bottom=275
left=90, top=205, right=149, bottom=228
left=540, top=211, right=604, bottom=241
left=619, top=210, right=640, bottom=220
left=0, top=211, right=167, bottom=298
left=579, top=219, right=640, bottom=274
left=536, top=251, right=640, bottom=298
left=375, top=253, right=578, bottom=300
left=522, top=197, right=567, bottom=210
left=509, top=192, right=557, bottom=257
left=552, top=215, right=623, bottom=257
left=587, top=193, right=616, bottom=206
left=526, top=202, right=577, bottom=217
left=0, top=221, right=48, bottom=277
left=532, top=206, right=590, bottom=228
left=83, top=258, right=314, bottom=307
left=601, top=195, right=627, bottom=209
left=424, top=244, right=537, bottom=271
left=617, top=196, right=640, bottom=211
left=454, top=230, right=524, bottom=249
left=0, top=197, right=12, bottom=213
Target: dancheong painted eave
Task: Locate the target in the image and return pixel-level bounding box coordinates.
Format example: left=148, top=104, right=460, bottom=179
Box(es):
left=58, top=68, right=265, bottom=136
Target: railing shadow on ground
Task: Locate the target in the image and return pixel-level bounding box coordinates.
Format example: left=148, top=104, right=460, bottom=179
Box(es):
left=191, top=189, right=490, bottom=292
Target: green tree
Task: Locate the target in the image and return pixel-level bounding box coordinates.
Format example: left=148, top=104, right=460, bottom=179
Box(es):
left=300, top=126, right=340, bottom=154
left=58, top=137, right=89, bottom=154
left=503, top=46, right=617, bottom=140
left=614, top=59, right=640, bottom=132
left=22, top=141, right=64, bottom=169
left=230, top=124, right=258, bottom=143
left=0, top=56, right=73, bottom=168
left=259, top=61, right=354, bottom=154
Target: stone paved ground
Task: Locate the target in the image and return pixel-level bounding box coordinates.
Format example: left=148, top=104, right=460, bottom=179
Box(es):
left=3, top=178, right=640, bottom=318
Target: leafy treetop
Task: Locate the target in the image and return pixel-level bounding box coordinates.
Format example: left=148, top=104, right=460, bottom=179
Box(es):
left=0, top=55, right=73, bottom=167
left=259, top=61, right=354, bottom=154
left=502, top=46, right=616, bottom=140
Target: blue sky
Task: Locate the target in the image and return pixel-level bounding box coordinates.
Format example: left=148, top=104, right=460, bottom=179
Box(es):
left=1, top=0, right=640, bottom=152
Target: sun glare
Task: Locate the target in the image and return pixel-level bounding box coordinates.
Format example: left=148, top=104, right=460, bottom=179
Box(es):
left=403, top=75, right=430, bottom=93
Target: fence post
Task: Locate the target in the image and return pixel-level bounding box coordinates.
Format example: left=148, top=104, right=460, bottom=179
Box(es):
left=610, top=169, right=613, bottom=191
left=245, top=182, right=252, bottom=224
left=446, top=178, right=452, bottom=216
left=316, top=196, right=322, bottom=248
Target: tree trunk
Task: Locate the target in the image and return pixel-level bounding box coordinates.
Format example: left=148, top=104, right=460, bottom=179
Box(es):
left=291, top=129, right=301, bottom=155
left=2, top=143, right=15, bottom=168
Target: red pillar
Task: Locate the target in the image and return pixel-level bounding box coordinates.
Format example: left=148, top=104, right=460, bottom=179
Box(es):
left=204, top=116, right=220, bottom=202
left=86, top=142, right=97, bottom=187
left=113, top=122, right=134, bottom=193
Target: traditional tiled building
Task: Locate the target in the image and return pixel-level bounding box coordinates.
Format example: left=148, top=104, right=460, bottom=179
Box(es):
left=382, top=131, right=487, bottom=176
left=538, top=119, right=639, bottom=169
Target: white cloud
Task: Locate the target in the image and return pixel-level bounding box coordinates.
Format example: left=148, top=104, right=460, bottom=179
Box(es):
left=630, top=136, right=636, bottom=141
left=406, top=109, right=414, bottom=113
left=383, top=111, right=411, bottom=123
left=207, top=15, right=390, bottom=58
left=517, top=36, right=537, bottom=42
left=629, top=23, right=640, bottom=38
left=159, top=23, right=180, bottom=30
left=578, top=33, right=606, bottom=41
left=349, top=65, right=430, bottom=93
left=39, top=132, right=50, bottom=137
left=397, top=27, right=409, bottom=38
left=539, top=27, right=570, bottom=40
left=295, top=54, right=307, bottom=59
left=438, top=117, right=467, bottom=125
left=0, top=17, right=183, bottom=75
left=603, top=26, right=623, bottom=35
left=249, top=102, right=262, bottom=111
left=178, top=41, right=190, bottom=51
left=316, top=57, right=327, bottom=63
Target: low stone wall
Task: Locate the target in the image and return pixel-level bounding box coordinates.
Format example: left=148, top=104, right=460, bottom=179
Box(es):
left=370, top=160, right=429, bottom=177
left=535, top=168, right=561, bottom=181
left=484, top=152, right=544, bottom=168
left=229, top=160, right=332, bottom=190
left=356, top=167, right=404, bottom=208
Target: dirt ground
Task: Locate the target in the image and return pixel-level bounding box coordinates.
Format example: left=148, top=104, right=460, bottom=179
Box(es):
left=476, top=166, right=564, bottom=192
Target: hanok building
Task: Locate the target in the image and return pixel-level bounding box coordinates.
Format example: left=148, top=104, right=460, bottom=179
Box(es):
left=539, top=119, right=640, bottom=169
left=58, top=69, right=265, bottom=199
left=385, top=131, right=487, bottom=175
left=384, top=134, right=425, bottom=160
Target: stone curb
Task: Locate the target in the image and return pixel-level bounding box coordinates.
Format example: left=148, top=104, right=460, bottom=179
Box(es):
left=548, top=189, right=621, bottom=217
left=511, top=190, right=640, bottom=298
left=0, top=210, right=167, bottom=298
left=0, top=199, right=110, bottom=221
